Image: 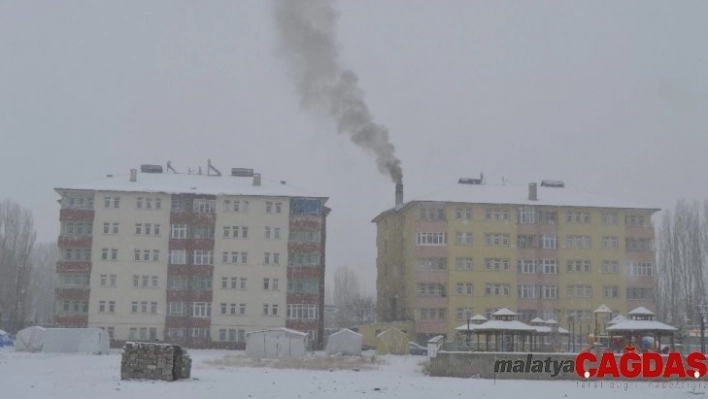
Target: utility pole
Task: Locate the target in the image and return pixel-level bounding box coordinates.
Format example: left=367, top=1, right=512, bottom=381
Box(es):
left=697, top=304, right=707, bottom=354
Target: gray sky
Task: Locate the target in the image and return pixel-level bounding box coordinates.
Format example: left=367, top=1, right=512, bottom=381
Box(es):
left=1, top=1, right=707, bottom=295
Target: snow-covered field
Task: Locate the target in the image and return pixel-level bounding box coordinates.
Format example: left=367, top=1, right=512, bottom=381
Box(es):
left=1, top=347, right=706, bottom=399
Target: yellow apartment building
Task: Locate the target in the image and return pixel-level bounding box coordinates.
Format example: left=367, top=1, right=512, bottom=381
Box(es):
left=373, top=179, right=659, bottom=344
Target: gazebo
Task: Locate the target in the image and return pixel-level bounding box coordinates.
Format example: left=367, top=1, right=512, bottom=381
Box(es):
left=455, top=314, right=487, bottom=349
left=606, top=307, right=678, bottom=352
left=529, top=318, right=570, bottom=352
left=469, top=308, right=537, bottom=352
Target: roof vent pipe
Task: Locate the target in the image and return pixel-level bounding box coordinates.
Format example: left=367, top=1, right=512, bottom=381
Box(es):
left=253, top=173, right=261, bottom=186
left=130, top=169, right=137, bottom=182
left=528, top=182, right=537, bottom=201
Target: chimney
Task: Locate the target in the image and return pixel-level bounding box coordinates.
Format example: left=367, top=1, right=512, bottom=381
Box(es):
left=528, top=182, right=537, bottom=201
left=130, top=169, right=137, bottom=182
left=395, top=183, right=403, bottom=209
left=253, top=173, right=261, bottom=186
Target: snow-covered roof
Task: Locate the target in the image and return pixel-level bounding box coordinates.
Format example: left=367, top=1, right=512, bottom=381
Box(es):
left=245, top=328, right=309, bottom=337
left=628, top=307, right=655, bottom=316
left=608, top=315, right=626, bottom=325
left=455, top=324, right=479, bottom=332
left=492, top=308, right=517, bottom=317
left=330, top=329, right=363, bottom=338
left=594, top=304, right=613, bottom=314
left=529, top=317, right=545, bottom=324
left=55, top=172, right=327, bottom=199
left=544, top=319, right=559, bottom=325
left=471, top=320, right=537, bottom=332
left=470, top=314, right=488, bottom=321
left=373, top=182, right=659, bottom=222
left=376, top=327, right=408, bottom=339
left=606, top=320, right=677, bottom=332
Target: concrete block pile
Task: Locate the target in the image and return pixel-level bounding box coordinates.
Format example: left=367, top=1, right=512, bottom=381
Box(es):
left=120, top=342, right=192, bottom=381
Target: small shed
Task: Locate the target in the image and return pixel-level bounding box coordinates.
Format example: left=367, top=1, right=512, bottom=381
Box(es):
left=245, top=328, right=308, bottom=358
left=14, top=326, right=46, bottom=352
left=376, top=327, right=410, bottom=355
left=42, top=328, right=110, bottom=354
left=326, top=329, right=363, bottom=356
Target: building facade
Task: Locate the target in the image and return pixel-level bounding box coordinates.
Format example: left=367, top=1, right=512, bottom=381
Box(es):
left=373, top=180, right=659, bottom=343
left=54, top=166, right=328, bottom=349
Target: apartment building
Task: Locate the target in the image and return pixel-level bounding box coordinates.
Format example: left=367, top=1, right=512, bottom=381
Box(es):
left=54, top=165, right=329, bottom=349
left=373, top=179, right=659, bottom=343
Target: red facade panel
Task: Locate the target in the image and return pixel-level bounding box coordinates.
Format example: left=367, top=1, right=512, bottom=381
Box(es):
left=58, top=236, right=93, bottom=248
left=286, top=293, right=320, bottom=304
left=166, top=290, right=213, bottom=302
left=290, top=218, right=322, bottom=230
left=288, top=242, right=320, bottom=253
left=55, top=288, right=90, bottom=301
left=59, top=209, right=95, bottom=222
left=164, top=317, right=211, bottom=329
left=54, top=315, right=88, bottom=327
left=287, top=267, right=324, bottom=280
left=56, top=262, right=92, bottom=273
left=167, top=265, right=213, bottom=276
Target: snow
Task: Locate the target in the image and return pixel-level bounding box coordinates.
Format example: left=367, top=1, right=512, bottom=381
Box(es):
left=377, top=183, right=659, bottom=218
left=492, top=308, right=517, bottom=317
left=628, top=307, right=656, bottom=316
left=606, top=320, right=678, bottom=332
left=55, top=172, right=326, bottom=198
left=1, top=347, right=704, bottom=398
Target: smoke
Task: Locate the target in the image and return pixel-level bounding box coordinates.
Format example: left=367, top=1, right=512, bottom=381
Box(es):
left=273, top=0, right=403, bottom=184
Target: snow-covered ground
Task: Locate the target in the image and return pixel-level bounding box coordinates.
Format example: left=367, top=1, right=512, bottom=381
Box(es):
left=1, top=347, right=706, bottom=399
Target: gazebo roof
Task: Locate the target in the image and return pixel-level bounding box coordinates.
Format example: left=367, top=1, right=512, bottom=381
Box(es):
left=544, top=319, right=559, bottom=325
left=628, top=307, right=655, bottom=316
left=606, top=320, right=677, bottom=333
left=472, top=320, right=537, bottom=332
left=492, top=308, right=517, bottom=317
left=608, top=315, right=626, bottom=325
left=470, top=314, right=488, bottom=321
left=455, top=324, right=479, bottom=332
left=594, top=304, right=613, bottom=314
left=529, top=317, right=545, bottom=324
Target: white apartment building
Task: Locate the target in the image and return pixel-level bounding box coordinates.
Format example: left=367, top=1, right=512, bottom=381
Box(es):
left=55, top=165, right=329, bottom=349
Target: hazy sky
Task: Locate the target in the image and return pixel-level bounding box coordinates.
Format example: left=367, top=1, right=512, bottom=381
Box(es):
left=1, top=1, right=707, bottom=295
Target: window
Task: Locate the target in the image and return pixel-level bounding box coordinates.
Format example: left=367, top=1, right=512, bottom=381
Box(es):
left=603, top=286, right=619, bottom=299
left=288, top=253, right=319, bottom=267
left=289, top=230, right=321, bottom=242
left=417, top=283, right=446, bottom=296
left=171, top=198, right=184, bottom=212
left=416, top=232, right=447, bottom=246
left=417, top=258, right=446, bottom=271
left=103, top=223, right=110, bottom=234
left=109, top=274, right=116, bottom=287
left=100, top=274, right=107, bottom=286
left=264, top=227, right=271, bottom=239
left=190, top=302, right=212, bottom=317
left=275, top=202, right=282, bottom=213
left=626, top=237, right=653, bottom=251
left=263, top=304, right=278, bottom=316
left=625, top=214, right=646, bottom=227
left=455, top=283, right=473, bottom=295
left=232, top=199, right=250, bottom=213
left=541, top=234, right=558, bottom=249
left=541, top=285, right=559, bottom=299
left=566, top=260, right=591, bottom=273
left=151, top=276, right=158, bottom=287
left=129, top=328, right=137, bottom=340
left=108, top=301, right=115, bottom=313
left=485, top=208, right=509, bottom=221
left=99, top=301, right=106, bottom=312
left=602, top=212, right=618, bottom=225
left=518, top=284, right=537, bottom=299
left=602, top=236, right=619, bottom=249
left=193, top=199, right=216, bottom=213
left=263, top=278, right=270, bottom=290
left=274, top=228, right=281, bottom=240
left=171, top=224, right=187, bottom=238
left=273, top=253, right=280, bottom=265
left=287, top=279, right=319, bottom=294
left=418, top=308, right=446, bottom=321
left=539, top=259, right=558, bottom=274
left=518, top=206, right=536, bottom=224
left=484, top=233, right=510, bottom=246
left=566, top=211, right=591, bottom=224
left=418, top=206, right=445, bottom=221
left=193, top=226, right=214, bottom=239
left=602, top=261, right=619, bottom=274
left=136, top=197, right=143, bottom=209
left=150, top=302, right=158, bottom=314
left=539, top=210, right=557, bottom=225
left=455, top=257, right=473, bottom=270
left=456, top=232, right=473, bottom=245
left=485, top=258, right=510, bottom=271
left=168, top=302, right=186, bottom=316
left=485, top=283, right=510, bottom=296
left=517, top=259, right=536, bottom=274
left=287, top=304, right=318, bottom=319
left=567, top=285, right=592, bottom=298
left=566, top=235, right=591, bottom=249
left=627, top=287, right=653, bottom=300
left=455, top=208, right=472, bottom=220
left=191, top=275, right=212, bottom=291
left=266, top=201, right=273, bottom=213
left=113, top=197, right=120, bottom=208
left=169, top=250, right=186, bottom=265
left=517, top=234, right=537, bottom=249
left=627, top=262, right=654, bottom=277
left=193, top=250, right=213, bottom=265
left=146, top=198, right=152, bottom=209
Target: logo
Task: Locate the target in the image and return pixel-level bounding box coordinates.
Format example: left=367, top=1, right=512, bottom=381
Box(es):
left=492, top=348, right=708, bottom=379
left=577, top=348, right=707, bottom=379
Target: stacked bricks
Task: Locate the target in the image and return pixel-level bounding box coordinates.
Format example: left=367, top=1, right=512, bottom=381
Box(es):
left=120, top=342, right=192, bottom=381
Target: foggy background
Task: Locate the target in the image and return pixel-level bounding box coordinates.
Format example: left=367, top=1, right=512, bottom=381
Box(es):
left=1, top=0, right=707, bottom=297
